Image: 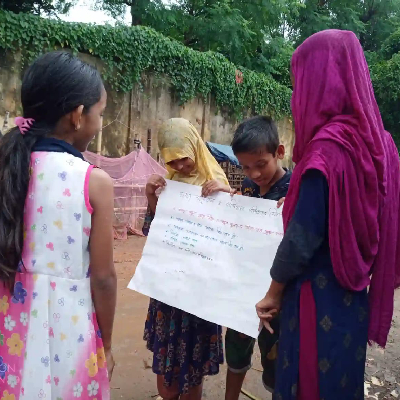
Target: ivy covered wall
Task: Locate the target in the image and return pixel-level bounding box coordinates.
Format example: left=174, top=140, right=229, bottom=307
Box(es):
left=0, top=11, right=294, bottom=162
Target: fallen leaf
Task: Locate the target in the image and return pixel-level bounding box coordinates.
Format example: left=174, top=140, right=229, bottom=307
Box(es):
left=371, top=376, right=383, bottom=386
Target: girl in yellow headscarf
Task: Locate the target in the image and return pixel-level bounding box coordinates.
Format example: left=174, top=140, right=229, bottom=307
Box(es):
left=143, top=118, right=231, bottom=400
left=146, top=118, right=232, bottom=212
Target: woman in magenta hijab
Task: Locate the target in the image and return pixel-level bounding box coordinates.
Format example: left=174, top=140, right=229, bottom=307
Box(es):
left=256, top=30, right=400, bottom=399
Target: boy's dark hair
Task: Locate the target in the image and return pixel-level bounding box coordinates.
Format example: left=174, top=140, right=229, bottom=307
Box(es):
left=0, top=51, right=103, bottom=286
left=231, top=116, right=279, bottom=155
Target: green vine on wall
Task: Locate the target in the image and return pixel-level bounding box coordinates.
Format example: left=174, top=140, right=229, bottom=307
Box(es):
left=0, top=10, right=292, bottom=119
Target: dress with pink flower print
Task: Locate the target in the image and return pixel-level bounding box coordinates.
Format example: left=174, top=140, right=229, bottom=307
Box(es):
left=0, top=151, right=110, bottom=400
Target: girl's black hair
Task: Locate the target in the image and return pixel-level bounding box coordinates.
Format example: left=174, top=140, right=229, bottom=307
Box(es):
left=0, top=51, right=103, bottom=286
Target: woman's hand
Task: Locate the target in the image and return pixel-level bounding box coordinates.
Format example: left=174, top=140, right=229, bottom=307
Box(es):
left=256, top=294, right=281, bottom=334
left=202, top=180, right=236, bottom=197
left=256, top=281, right=285, bottom=334
left=277, top=197, right=285, bottom=208
left=105, top=348, right=115, bottom=381
left=146, top=174, right=166, bottom=196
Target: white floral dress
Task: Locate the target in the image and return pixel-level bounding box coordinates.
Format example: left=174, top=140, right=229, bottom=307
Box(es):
left=0, top=150, right=110, bottom=400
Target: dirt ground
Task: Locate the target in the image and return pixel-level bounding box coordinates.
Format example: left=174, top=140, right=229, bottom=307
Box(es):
left=111, top=236, right=400, bottom=400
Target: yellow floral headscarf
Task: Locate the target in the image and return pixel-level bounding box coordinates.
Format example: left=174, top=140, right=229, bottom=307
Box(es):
left=158, top=118, right=229, bottom=186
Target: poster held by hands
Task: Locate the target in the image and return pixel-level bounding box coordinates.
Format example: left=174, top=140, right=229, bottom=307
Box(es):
left=128, top=180, right=283, bottom=338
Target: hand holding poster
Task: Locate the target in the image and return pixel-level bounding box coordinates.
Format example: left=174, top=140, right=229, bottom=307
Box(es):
left=128, top=180, right=283, bottom=338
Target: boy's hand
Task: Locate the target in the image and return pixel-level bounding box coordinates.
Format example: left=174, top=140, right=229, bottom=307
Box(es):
left=146, top=174, right=166, bottom=196
left=277, top=197, right=285, bottom=208
left=202, top=180, right=235, bottom=197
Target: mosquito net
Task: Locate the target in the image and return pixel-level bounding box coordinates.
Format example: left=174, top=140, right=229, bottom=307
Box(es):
left=83, top=149, right=166, bottom=239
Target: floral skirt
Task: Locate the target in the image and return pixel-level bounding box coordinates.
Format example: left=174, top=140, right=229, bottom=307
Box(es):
left=144, top=298, right=224, bottom=394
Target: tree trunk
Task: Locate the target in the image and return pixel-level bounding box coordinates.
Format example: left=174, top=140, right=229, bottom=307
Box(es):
left=131, top=0, right=143, bottom=25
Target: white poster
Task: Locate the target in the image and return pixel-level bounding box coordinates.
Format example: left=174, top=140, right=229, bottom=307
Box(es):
left=128, top=180, right=284, bottom=338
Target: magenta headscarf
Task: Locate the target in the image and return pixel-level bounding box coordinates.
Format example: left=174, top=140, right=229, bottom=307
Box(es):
left=283, top=30, right=400, bottom=347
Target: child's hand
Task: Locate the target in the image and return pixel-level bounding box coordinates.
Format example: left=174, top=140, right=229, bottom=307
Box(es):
left=106, top=348, right=115, bottom=381
left=202, top=180, right=235, bottom=197
left=146, top=174, right=166, bottom=196
left=277, top=197, right=285, bottom=208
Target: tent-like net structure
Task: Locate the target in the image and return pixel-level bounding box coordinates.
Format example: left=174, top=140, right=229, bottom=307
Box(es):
left=84, top=149, right=166, bottom=240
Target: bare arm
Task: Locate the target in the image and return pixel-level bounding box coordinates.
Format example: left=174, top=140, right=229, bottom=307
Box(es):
left=89, top=168, right=117, bottom=353
left=147, top=193, right=158, bottom=215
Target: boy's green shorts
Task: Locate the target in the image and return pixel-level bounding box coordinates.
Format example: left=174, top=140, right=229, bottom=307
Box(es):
left=225, top=318, right=280, bottom=391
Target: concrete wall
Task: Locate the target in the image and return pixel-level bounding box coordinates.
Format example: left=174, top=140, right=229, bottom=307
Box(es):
left=0, top=51, right=294, bottom=168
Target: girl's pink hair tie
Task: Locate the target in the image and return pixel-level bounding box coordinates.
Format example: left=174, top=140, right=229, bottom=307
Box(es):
left=15, top=117, right=35, bottom=135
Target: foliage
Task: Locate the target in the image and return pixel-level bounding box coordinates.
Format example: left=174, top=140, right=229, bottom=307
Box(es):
left=255, top=37, right=294, bottom=87
left=99, top=0, right=299, bottom=79
left=97, top=0, right=400, bottom=88
left=283, top=0, right=400, bottom=142
left=381, top=27, right=400, bottom=59
left=97, top=0, right=150, bottom=25
left=0, top=0, right=75, bottom=15
left=292, top=0, right=363, bottom=45
left=369, top=54, right=400, bottom=146
left=3, top=1, right=400, bottom=141
left=292, top=0, right=400, bottom=51
left=96, top=0, right=400, bottom=145
left=0, top=10, right=292, bottom=119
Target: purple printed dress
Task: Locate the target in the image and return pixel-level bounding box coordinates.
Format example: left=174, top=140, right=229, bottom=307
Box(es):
left=0, top=151, right=110, bottom=399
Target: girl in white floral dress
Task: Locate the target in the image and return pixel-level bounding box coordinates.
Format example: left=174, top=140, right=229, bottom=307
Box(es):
left=0, top=52, right=116, bottom=400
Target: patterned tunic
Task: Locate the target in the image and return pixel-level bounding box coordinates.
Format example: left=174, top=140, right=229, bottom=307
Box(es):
left=0, top=143, right=110, bottom=400
left=272, top=170, right=368, bottom=400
